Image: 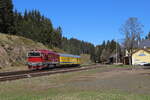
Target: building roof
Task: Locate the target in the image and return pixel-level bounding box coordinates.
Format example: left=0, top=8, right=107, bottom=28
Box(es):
left=139, top=40, right=150, bottom=48
left=132, top=49, right=150, bottom=54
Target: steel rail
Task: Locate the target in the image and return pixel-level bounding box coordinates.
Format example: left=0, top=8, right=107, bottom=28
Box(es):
left=0, top=64, right=101, bottom=82
left=0, top=64, right=144, bottom=82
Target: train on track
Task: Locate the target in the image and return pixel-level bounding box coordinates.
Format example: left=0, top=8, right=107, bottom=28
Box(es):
left=27, top=50, right=81, bottom=70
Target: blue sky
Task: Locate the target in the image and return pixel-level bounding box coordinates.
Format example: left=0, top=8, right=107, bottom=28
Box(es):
left=13, top=0, right=150, bottom=45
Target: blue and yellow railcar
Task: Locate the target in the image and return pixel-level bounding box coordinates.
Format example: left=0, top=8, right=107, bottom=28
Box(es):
left=58, top=53, right=80, bottom=66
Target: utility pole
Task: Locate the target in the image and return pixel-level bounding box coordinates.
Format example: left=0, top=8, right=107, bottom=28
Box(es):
left=116, top=38, right=117, bottom=64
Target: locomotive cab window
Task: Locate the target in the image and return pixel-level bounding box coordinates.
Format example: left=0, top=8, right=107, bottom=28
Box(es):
left=28, top=52, right=41, bottom=57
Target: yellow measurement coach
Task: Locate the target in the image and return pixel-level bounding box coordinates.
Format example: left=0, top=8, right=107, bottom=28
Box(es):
left=59, top=53, right=81, bottom=66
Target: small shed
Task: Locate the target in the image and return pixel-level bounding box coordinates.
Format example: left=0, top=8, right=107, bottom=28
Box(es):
left=109, top=53, right=122, bottom=64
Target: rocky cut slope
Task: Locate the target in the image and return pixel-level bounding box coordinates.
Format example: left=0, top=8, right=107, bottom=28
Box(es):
left=0, top=33, right=49, bottom=68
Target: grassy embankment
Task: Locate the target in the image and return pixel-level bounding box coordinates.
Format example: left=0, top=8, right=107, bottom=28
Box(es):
left=0, top=65, right=150, bottom=100
left=0, top=33, right=48, bottom=71
left=0, top=34, right=92, bottom=72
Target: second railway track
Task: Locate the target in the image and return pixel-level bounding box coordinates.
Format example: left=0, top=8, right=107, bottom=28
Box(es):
left=0, top=64, right=144, bottom=82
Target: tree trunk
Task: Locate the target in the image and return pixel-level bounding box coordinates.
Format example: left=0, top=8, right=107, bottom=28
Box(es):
left=129, top=55, right=132, bottom=65
left=128, top=50, right=132, bottom=65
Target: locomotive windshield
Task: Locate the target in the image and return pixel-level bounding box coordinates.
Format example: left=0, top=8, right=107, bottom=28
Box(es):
left=28, top=52, right=41, bottom=57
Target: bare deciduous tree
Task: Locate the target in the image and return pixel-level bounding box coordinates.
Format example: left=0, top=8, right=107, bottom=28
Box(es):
left=121, top=17, right=143, bottom=65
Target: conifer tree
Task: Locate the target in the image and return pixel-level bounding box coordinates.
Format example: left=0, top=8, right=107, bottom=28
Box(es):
left=0, top=0, right=14, bottom=33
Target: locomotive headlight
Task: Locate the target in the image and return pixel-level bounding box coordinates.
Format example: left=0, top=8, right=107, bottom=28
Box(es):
left=28, top=62, right=43, bottom=66
left=38, top=62, right=43, bottom=66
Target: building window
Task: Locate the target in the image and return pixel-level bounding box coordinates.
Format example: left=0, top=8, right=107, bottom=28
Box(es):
left=138, top=53, right=146, bottom=56
left=134, top=59, right=139, bottom=61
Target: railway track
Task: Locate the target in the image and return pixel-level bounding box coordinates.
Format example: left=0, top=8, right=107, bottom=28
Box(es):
left=0, top=67, right=73, bottom=77
left=0, top=64, right=97, bottom=77
left=0, top=64, right=146, bottom=82
left=0, top=64, right=101, bottom=82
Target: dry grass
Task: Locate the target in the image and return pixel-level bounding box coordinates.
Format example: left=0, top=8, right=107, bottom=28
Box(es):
left=1, top=66, right=150, bottom=100
left=80, top=54, right=92, bottom=65
left=0, top=65, right=27, bottom=72
left=0, top=33, right=68, bottom=70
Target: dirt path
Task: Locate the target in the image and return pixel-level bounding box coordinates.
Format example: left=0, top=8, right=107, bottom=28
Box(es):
left=66, top=67, right=150, bottom=94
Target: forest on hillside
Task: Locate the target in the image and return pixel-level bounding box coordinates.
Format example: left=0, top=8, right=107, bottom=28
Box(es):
left=1, top=0, right=149, bottom=63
